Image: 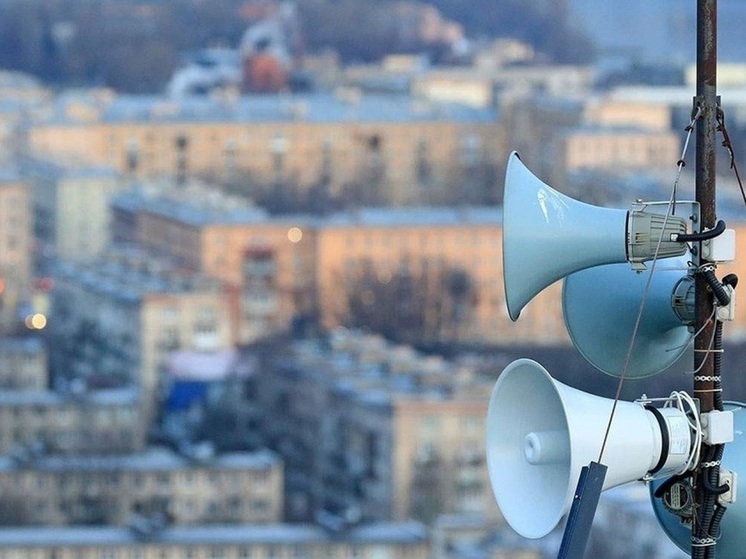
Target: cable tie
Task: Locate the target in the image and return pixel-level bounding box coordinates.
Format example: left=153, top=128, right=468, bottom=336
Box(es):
left=701, top=461, right=721, bottom=468
left=693, top=348, right=724, bottom=353
left=693, top=388, right=723, bottom=393
left=694, top=375, right=721, bottom=382
left=691, top=537, right=717, bottom=546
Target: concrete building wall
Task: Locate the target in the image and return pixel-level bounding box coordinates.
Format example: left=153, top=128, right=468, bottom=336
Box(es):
left=0, top=177, right=32, bottom=330
left=0, top=390, right=143, bottom=455
left=0, top=448, right=282, bottom=526
left=0, top=338, right=47, bottom=390
left=0, top=522, right=430, bottom=559
left=26, top=96, right=501, bottom=207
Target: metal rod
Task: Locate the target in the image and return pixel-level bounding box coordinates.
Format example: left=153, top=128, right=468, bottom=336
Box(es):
left=693, top=0, right=718, bottom=556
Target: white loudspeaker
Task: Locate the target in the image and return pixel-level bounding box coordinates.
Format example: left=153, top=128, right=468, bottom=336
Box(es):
left=651, top=401, right=746, bottom=559
left=502, top=152, right=690, bottom=320
left=487, top=358, right=691, bottom=539
left=562, top=256, right=695, bottom=378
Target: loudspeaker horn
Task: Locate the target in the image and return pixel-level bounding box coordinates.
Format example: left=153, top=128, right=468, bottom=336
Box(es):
left=562, top=256, right=694, bottom=378
left=651, top=401, right=746, bottom=559
left=486, top=358, right=691, bottom=539
left=502, top=152, right=690, bottom=320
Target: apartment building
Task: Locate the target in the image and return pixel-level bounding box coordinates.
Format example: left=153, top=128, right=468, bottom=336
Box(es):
left=556, top=126, right=680, bottom=173
left=109, top=187, right=624, bottom=347
left=0, top=337, right=47, bottom=390
left=110, top=185, right=318, bottom=344
left=255, top=330, right=501, bottom=524
left=0, top=172, right=32, bottom=331
left=25, top=91, right=502, bottom=207
left=0, top=71, right=50, bottom=165
left=0, top=521, right=429, bottom=559
left=315, top=207, right=568, bottom=346
left=48, top=249, right=234, bottom=424
left=0, top=337, right=145, bottom=454
left=0, top=387, right=143, bottom=455
left=0, top=447, right=282, bottom=526
left=21, top=160, right=127, bottom=263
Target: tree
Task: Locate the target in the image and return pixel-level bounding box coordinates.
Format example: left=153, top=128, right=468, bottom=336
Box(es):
left=341, top=257, right=477, bottom=345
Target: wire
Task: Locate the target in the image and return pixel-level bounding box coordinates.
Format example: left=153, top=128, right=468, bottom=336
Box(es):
left=597, top=112, right=698, bottom=464
left=716, top=107, right=746, bottom=207
left=665, top=390, right=703, bottom=474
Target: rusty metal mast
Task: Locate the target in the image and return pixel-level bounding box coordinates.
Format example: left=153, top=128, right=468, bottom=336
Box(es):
left=693, top=0, right=719, bottom=557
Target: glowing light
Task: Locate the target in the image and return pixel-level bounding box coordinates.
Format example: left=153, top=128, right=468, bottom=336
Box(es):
left=25, top=314, right=47, bottom=330
left=287, top=227, right=303, bottom=243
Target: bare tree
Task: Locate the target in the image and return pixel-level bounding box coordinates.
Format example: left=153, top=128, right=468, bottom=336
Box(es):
left=342, top=257, right=477, bottom=345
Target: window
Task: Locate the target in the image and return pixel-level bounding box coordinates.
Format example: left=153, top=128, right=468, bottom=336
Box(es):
left=208, top=547, right=227, bottom=559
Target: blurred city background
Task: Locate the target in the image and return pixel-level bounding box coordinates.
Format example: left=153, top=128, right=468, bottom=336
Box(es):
left=0, top=0, right=745, bottom=557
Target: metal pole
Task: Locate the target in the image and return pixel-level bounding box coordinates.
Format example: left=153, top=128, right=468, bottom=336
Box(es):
left=693, top=0, right=718, bottom=556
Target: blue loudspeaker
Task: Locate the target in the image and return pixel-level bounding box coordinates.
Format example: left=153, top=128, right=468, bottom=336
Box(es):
left=562, top=256, right=695, bottom=378
left=502, top=152, right=690, bottom=320
left=650, top=402, right=746, bottom=559
left=486, top=359, right=692, bottom=539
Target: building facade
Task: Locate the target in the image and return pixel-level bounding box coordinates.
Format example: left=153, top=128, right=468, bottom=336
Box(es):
left=0, top=448, right=282, bottom=527
left=26, top=92, right=502, bottom=207
left=0, top=173, right=32, bottom=331
left=255, top=331, right=500, bottom=525
left=0, top=521, right=430, bottom=559
left=49, top=249, right=235, bottom=424
left=110, top=186, right=318, bottom=345
left=0, top=388, right=143, bottom=455
left=0, top=337, right=47, bottom=390
left=23, top=161, right=127, bottom=263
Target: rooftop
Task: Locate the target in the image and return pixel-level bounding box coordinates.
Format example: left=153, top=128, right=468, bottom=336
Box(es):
left=0, top=446, right=279, bottom=472
left=40, top=92, right=498, bottom=126
left=0, top=520, right=428, bottom=546
left=322, top=206, right=502, bottom=228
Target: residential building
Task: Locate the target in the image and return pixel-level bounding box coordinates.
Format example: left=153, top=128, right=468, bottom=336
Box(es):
left=315, top=207, right=568, bottom=346
left=556, top=126, right=680, bottom=173
left=25, top=92, right=502, bottom=207
left=0, top=172, right=32, bottom=331
left=110, top=185, right=318, bottom=344
left=0, top=336, right=146, bottom=455
left=0, top=387, right=143, bottom=455
left=255, top=330, right=501, bottom=524
left=21, top=160, right=127, bottom=263
left=432, top=513, right=547, bottom=559
left=0, top=521, right=430, bottom=559
left=0, top=447, right=282, bottom=526
left=48, top=248, right=234, bottom=424
left=0, top=337, right=47, bottom=390
left=0, top=71, right=50, bottom=165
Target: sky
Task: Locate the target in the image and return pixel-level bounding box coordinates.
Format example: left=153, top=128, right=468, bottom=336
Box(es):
left=570, top=0, right=746, bottom=63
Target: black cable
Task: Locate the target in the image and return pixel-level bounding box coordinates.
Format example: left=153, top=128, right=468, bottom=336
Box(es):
left=675, top=219, right=726, bottom=242
left=701, top=321, right=728, bottom=558
left=698, top=267, right=731, bottom=307
left=703, top=445, right=727, bottom=559
left=693, top=446, right=718, bottom=559
left=722, top=273, right=739, bottom=289
left=713, top=321, right=724, bottom=411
